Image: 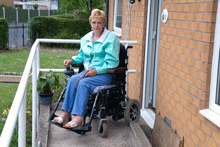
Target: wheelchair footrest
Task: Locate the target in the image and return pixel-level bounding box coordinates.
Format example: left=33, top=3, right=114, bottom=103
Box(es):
left=48, top=114, right=92, bottom=134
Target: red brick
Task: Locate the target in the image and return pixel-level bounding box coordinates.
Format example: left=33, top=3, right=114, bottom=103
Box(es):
left=205, top=136, right=217, bottom=147
left=191, top=132, right=200, bottom=146
left=201, top=122, right=212, bottom=136
left=207, top=3, right=218, bottom=12
left=199, top=140, right=208, bottom=147
left=185, top=136, right=196, bottom=147
left=184, top=108, right=192, bottom=120
left=198, top=3, right=208, bottom=12
left=196, top=127, right=206, bottom=141
left=212, top=130, right=220, bottom=145
left=203, top=13, right=216, bottom=23
left=188, top=103, right=197, bottom=115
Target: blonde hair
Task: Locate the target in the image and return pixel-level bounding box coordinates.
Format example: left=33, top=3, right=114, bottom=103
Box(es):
left=89, top=9, right=106, bottom=24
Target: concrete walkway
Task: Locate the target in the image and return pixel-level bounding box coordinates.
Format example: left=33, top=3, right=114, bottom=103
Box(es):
left=37, top=103, right=151, bottom=147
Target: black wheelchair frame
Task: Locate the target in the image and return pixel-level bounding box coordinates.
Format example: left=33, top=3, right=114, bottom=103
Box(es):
left=49, top=44, right=140, bottom=137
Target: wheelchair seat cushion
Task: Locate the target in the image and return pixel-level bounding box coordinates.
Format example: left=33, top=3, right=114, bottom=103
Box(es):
left=92, top=85, right=117, bottom=94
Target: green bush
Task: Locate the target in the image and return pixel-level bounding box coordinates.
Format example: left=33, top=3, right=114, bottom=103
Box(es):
left=29, top=16, right=90, bottom=48
left=51, top=14, right=74, bottom=19
left=0, top=18, right=8, bottom=50
left=78, top=10, right=90, bottom=19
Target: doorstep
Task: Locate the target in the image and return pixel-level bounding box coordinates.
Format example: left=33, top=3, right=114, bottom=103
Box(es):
left=130, top=118, right=153, bottom=147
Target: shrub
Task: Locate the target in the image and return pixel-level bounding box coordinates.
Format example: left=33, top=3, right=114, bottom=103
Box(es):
left=51, top=14, right=74, bottom=19
left=29, top=16, right=91, bottom=48
left=0, top=18, right=8, bottom=50
left=78, top=10, right=90, bottom=19
left=33, top=4, right=39, bottom=10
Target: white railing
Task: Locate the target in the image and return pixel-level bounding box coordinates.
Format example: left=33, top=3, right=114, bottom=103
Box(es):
left=0, top=39, right=137, bottom=147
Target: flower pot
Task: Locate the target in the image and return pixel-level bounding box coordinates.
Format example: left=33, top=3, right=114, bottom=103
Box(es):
left=39, top=93, right=53, bottom=105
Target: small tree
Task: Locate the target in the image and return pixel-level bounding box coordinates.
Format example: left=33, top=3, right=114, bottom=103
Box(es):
left=59, top=0, right=105, bottom=16
left=33, top=4, right=39, bottom=10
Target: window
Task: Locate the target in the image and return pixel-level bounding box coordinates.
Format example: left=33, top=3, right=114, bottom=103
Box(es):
left=199, top=1, right=220, bottom=128
left=216, top=62, right=220, bottom=105
left=113, top=0, right=123, bottom=36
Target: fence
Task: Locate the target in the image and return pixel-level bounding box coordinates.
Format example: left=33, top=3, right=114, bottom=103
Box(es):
left=8, top=23, right=30, bottom=49
left=1, top=7, right=73, bottom=24
left=2, top=7, right=76, bottom=49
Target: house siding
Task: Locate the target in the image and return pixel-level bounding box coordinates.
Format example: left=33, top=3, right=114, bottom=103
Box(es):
left=108, top=0, right=220, bottom=146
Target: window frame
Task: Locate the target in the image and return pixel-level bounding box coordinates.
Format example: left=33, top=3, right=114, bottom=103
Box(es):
left=199, top=0, right=220, bottom=128
left=113, top=0, right=122, bottom=36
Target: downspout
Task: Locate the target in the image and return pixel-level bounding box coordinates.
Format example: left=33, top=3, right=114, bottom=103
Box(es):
left=105, top=0, right=109, bottom=29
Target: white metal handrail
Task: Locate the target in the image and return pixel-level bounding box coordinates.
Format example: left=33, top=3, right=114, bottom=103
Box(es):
left=0, top=39, right=137, bottom=147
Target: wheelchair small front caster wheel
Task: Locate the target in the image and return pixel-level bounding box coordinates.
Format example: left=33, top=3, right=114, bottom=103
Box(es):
left=98, top=121, right=108, bottom=138
left=124, top=99, right=140, bottom=123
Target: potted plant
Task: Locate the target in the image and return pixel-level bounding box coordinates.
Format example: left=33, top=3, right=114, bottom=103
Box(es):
left=37, top=70, right=61, bottom=105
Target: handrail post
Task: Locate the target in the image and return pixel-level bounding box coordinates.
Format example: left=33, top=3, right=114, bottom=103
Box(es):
left=2, top=7, right=5, bottom=18
left=38, top=8, right=40, bottom=16
left=16, top=7, right=18, bottom=24
left=32, top=51, right=38, bottom=147
left=48, top=8, right=50, bottom=16
left=36, top=43, right=40, bottom=131
left=18, top=91, right=26, bottom=147
left=28, top=8, right=30, bottom=20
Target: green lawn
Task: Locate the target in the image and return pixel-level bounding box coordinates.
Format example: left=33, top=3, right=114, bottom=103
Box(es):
left=0, top=83, right=19, bottom=107
left=0, top=51, right=71, bottom=106
left=0, top=51, right=70, bottom=73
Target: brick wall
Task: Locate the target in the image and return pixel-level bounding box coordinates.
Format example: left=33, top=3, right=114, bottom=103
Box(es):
left=157, top=0, right=220, bottom=147
left=108, top=0, right=147, bottom=104
left=108, top=0, right=220, bottom=146
left=0, top=0, right=22, bottom=7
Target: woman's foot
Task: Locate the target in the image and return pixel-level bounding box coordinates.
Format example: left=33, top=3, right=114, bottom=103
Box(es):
left=63, top=115, right=83, bottom=128
left=52, top=111, right=70, bottom=125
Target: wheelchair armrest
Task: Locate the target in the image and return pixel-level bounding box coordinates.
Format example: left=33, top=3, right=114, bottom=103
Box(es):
left=71, top=63, right=83, bottom=67
left=71, top=63, right=84, bottom=73
left=107, top=67, right=127, bottom=74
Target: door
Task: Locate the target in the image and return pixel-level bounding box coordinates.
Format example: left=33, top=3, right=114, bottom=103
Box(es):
left=141, top=0, right=161, bottom=128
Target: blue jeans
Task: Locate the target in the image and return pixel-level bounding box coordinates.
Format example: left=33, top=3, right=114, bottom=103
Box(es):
left=62, top=70, right=112, bottom=117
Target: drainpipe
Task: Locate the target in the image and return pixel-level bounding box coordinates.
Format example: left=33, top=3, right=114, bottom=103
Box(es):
left=105, top=0, right=109, bottom=29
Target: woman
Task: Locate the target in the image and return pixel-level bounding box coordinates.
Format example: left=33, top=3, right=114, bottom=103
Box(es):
left=52, top=9, right=120, bottom=128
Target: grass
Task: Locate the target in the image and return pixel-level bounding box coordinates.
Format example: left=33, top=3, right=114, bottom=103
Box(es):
left=0, top=51, right=70, bottom=73
left=0, top=48, right=75, bottom=146
left=0, top=83, right=19, bottom=107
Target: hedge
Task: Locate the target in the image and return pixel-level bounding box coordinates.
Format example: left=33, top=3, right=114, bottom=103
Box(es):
left=0, top=18, right=8, bottom=50
left=51, top=14, right=75, bottom=19
left=29, top=16, right=91, bottom=49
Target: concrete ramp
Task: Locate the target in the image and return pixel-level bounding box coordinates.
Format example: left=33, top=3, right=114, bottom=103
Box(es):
left=37, top=103, right=144, bottom=147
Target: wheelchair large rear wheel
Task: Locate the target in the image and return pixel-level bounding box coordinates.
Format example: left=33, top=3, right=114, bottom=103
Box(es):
left=98, top=121, right=108, bottom=138
left=124, top=99, right=140, bottom=123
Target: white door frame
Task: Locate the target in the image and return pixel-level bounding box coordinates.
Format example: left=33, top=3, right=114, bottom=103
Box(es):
left=141, top=0, right=162, bottom=129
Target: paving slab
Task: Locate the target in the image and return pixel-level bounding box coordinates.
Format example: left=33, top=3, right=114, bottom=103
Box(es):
left=47, top=110, right=139, bottom=147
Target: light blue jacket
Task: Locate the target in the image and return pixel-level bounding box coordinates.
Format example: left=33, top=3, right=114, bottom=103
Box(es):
left=72, top=28, right=120, bottom=74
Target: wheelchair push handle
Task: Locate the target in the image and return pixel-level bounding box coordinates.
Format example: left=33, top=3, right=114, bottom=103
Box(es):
left=127, top=46, right=133, bottom=49
left=64, top=67, right=75, bottom=77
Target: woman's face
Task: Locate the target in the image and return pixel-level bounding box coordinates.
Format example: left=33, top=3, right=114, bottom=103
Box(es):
left=90, top=18, right=105, bottom=34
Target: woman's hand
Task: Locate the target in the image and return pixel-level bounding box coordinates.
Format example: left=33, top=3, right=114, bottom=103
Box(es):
left=63, top=60, right=73, bottom=68
left=85, top=69, right=97, bottom=77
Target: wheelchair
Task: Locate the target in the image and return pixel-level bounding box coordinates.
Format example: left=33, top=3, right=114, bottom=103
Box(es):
left=49, top=44, right=140, bottom=138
